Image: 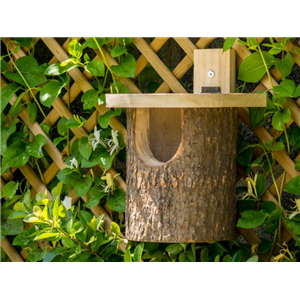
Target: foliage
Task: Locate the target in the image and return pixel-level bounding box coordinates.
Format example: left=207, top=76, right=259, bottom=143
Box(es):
left=1, top=37, right=300, bottom=262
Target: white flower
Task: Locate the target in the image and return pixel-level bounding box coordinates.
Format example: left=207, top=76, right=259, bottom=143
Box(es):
left=89, top=126, right=107, bottom=151
left=107, top=130, right=119, bottom=155
left=62, top=196, right=72, bottom=210
left=67, top=157, right=78, bottom=169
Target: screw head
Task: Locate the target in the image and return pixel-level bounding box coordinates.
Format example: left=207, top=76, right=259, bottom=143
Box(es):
left=208, top=70, right=215, bottom=78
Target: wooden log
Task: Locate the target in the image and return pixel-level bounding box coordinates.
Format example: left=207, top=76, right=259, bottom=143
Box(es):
left=126, top=107, right=238, bottom=242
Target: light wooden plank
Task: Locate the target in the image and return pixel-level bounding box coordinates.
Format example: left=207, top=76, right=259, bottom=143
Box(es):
left=106, top=93, right=266, bottom=108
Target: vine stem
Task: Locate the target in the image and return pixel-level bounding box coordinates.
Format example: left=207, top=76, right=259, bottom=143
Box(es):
left=92, top=38, right=119, bottom=93
left=257, top=43, right=274, bottom=90
left=6, top=41, right=50, bottom=126
left=34, top=157, right=46, bottom=186
left=56, top=227, right=104, bottom=260
left=66, top=72, right=71, bottom=157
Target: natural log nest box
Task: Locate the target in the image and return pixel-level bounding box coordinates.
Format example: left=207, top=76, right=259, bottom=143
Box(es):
left=106, top=49, right=266, bottom=243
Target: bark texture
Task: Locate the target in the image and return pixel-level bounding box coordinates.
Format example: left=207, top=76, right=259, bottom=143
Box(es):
left=126, top=108, right=238, bottom=243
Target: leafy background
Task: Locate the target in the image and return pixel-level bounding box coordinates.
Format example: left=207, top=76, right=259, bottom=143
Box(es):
left=0, top=37, right=300, bottom=262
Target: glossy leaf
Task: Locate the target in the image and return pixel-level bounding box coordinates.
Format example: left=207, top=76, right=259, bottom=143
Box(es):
left=1, top=59, right=9, bottom=73
left=25, top=134, right=47, bottom=158
left=98, top=108, right=122, bottom=129
left=200, top=247, right=209, bottom=262
left=5, top=56, right=47, bottom=88
left=107, top=189, right=126, bottom=212
left=0, top=83, right=20, bottom=113
left=27, top=248, right=46, bottom=262
left=223, top=38, right=236, bottom=52
left=85, top=185, right=106, bottom=208
left=273, top=79, right=295, bottom=97
left=43, top=247, right=68, bottom=262
left=283, top=175, right=300, bottom=195
left=111, top=222, right=120, bottom=237
left=68, top=39, right=83, bottom=59
left=14, top=38, right=32, bottom=48
left=85, top=59, right=105, bottom=77
left=238, top=52, right=274, bottom=83
left=81, top=89, right=101, bottom=110
left=111, top=45, right=127, bottom=57
left=249, top=107, right=266, bottom=129
left=26, top=102, right=37, bottom=123
left=1, top=141, right=30, bottom=174
left=258, top=238, right=272, bottom=253
left=295, top=160, right=300, bottom=171
left=23, top=189, right=32, bottom=210
left=165, top=244, right=184, bottom=255
left=111, top=54, right=136, bottom=78
left=61, top=236, right=77, bottom=248
left=274, top=52, right=293, bottom=80
left=133, top=242, right=144, bottom=262
left=246, top=255, right=258, bottom=262
left=284, top=218, right=300, bottom=235
left=237, top=210, right=268, bottom=228
left=256, top=173, right=266, bottom=197
left=56, top=168, right=82, bottom=186
left=74, top=175, right=93, bottom=197
left=0, top=119, right=16, bottom=155
left=124, top=248, right=132, bottom=262
left=1, top=181, right=18, bottom=199
left=39, top=81, right=65, bottom=107
left=78, top=137, right=92, bottom=160
left=85, top=38, right=104, bottom=49
left=289, top=127, right=300, bottom=150
left=260, top=201, right=276, bottom=214
left=79, top=210, right=93, bottom=224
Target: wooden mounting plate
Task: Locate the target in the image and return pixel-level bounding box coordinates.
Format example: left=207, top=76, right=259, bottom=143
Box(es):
left=106, top=93, right=266, bottom=108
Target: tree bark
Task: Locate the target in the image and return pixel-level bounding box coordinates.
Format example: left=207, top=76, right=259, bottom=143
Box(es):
left=126, top=107, right=238, bottom=243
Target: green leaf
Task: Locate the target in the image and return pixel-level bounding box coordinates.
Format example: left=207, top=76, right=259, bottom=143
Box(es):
left=273, top=79, right=295, bottom=97
left=34, top=232, right=58, bottom=241
left=1, top=208, right=24, bottom=236
left=26, top=102, right=37, bottom=123
left=23, top=189, right=32, bottom=210
left=222, top=254, right=232, bottom=262
left=236, top=200, right=256, bottom=214
left=81, top=148, right=115, bottom=170
left=237, top=210, right=268, bottom=228
left=0, top=119, right=16, bottom=155
left=272, top=108, right=291, bottom=132
left=81, top=89, right=101, bottom=110
left=200, top=247, right=209, bottom=262
left=8, top=210, right=27, bottom=219
left=78, top=137, right=92, bottom=160
left=289, top=128, right=300, bottom=150
left=40, top=123, right=51, bottom=137
left=118, top=38, right=132, bottom=46
left=111, top=222, right=120, bottom=237
left=0, top=83, right=20, bottom=113
left=246, top=255, right=259, bottom=262
left=85, top=59, right=105, bottom=77
left=238, top=51, right=274, bottom=83
left=43, top=247, right=68, bottom=262
left=85, top=38, right=104, bottom=49
left=25, top=134, right=47, bottom=158
left=5, top=56, right=47, bottom=88
left=68, top=39, right=83, bottom=59
left=295, top=160, right=300, bottom=171
left=110, top=81, right=130, bottom=94
left=165, top=244, right=184, bottom=255
left=284, top=218, right=300, bottom=235
left=249, top=107, right=266, bottom=129
left=133, top=243, right=144, bottom=262
left=256, top=173, right=266, bottom=197
left=107, top=189, right=126, bottom=212
left=294, top=84, right=300, bottom=97
left=61, top=236, right=77, bottom=248
left=1, top=181, right=18, bottom=199
left=39, top=81, right=64, bottom=108
left=283, top=175, right=300, bottom=195
left=223, top=38, right=236, bottom=52
left=111, top=45, right=127, bottom=58
left=1, top=141, right=30, bottom=174
left=75, top=252, right=91, bottom=262
left=51, top=181, right=64, bottom=199
left=57, top=116, right=68, bottom=136
left=111, top=54, right=136, bottom=78
left=85, top=185, right=106, bottom=208
left=56, top=168, right=82, bottom=186
left=14, top=38, right=32, bottom=48
left=274, top=52, right=293, bottom=80
left=124, top=248, right=132, bottom=262
left=237, top=147, right=253, bottom=167
left=98, top=108, right=122, bottom=129
left=12, top=227, right=35, bottom=248
left=27, top=248, right=46, bottom=262
left=258, top=238, right=272, bottom=253
left=65, top=118, right=81, bottom=129
left=260, top=201, right=276, bottom=214
left=260, top=138, right=285, bottom=151
left=1, top=59, right=9, bottom=74
left=79, top=210, right=93, bottom=224
left=74, top=175, right=93, bottom=197
left=9, top=91, right=24, bottom=117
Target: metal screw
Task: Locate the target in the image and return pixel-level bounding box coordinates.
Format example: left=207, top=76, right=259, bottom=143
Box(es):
left=208, top=70, right=215, bottom=78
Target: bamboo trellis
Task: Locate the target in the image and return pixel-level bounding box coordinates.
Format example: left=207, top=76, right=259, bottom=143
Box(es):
left=1, top=37, right=300, bottom=262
